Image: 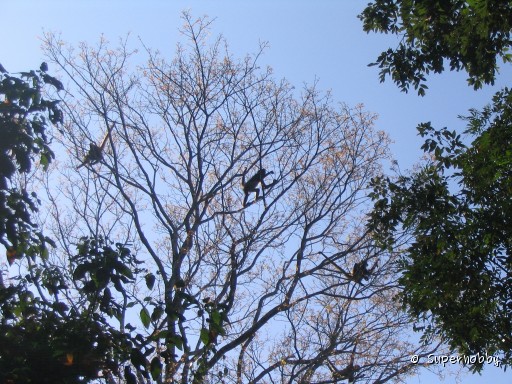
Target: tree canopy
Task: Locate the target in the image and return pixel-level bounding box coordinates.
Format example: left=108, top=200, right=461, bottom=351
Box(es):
left=0, top=65, right=113, bottom=383
left=360, top=0, right=512, bottom=94
left=361, top=0, right=512, bottom=370
left=0, top=14, right=450, bottom=383
left=0, top=62, right=59, bottom=263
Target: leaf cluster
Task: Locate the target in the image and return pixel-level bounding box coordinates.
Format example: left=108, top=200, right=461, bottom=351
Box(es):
left=0, top=235, right=169, bottom=383
left=0, top=63, right=62, bottom=260
left=0, top=281, right=125, bottom=383
left=360, top=0, right=512, bottom=94
left=369, top=94, right=512, bottom=369
left=72, top=236, right=170, bottom=382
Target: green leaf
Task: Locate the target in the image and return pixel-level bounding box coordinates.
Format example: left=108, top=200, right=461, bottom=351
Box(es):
left=118, top=263, right=134, bottom=280
left=42, top=73, right=64, bottom=91
left=168, top=334, right=183, bottom=350
left=151, top=306, right=164, bottom=322
left=96, top=267, right=111, bottom=289
left=125, top=367, right=137, bottom=384
left=40, top=153, right=49, bottom=170
left=200, top=328, right=210, bottom=345
left=140, top=307, right=151, bottom=328
left=73, top=263, right=89, bottom=280
left=130, top=348, right=146, bottom=370
left=211, top=309, right=222, bottom=325
left=41, top=245, right=49, bottom=260
left=150, top=357, right=162, bottom=380
left=145, top=273, right=156, bottom=290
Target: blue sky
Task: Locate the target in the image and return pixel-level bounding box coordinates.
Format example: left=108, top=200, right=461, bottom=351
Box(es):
left=2, top=1, right=511, bottom=382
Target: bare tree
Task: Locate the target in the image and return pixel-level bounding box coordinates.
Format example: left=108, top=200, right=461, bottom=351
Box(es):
left=39, top=13, right=442, bottom=384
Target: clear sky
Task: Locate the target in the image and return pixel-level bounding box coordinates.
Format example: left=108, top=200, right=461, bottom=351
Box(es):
left=2, top=1, right=510, bottom=383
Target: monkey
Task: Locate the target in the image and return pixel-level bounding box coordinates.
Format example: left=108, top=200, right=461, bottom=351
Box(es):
left=317, top=252, right=378, bottom=287
left=327, top=354, right=361, bottom=383
left=77, top=143, right=103, bottom=169
left=241, top=168, right=276, bottom=207
left=337, top=364, right=360, bottom=383
left=76, top=123, right=114, bottom=169
left=351, top=259, right=377, bottom=285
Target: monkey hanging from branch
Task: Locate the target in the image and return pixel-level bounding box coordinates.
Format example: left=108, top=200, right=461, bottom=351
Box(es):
left=318, top=252, right=378, bottom=286
left=241, top=168, right=277, bottom=207
left=77, top=122, right=115, bottom=169
left=351, top=259, right=377, bottom=285
left=327, top=343, right=362, bottom=383
left=77, top=143, right=103, bottom=169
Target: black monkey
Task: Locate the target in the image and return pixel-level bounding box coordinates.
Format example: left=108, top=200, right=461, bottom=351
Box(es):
left=328, top=354, right=361, bottom=383
left=351, top=259, right=376, bottom=285
left=241, top=168, right=275, bottom=207
left=77, top=123, right=114, bottom=169
left=337, top=364, right=360, bottom=383
left=77, top=143, right=103, bottom=169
